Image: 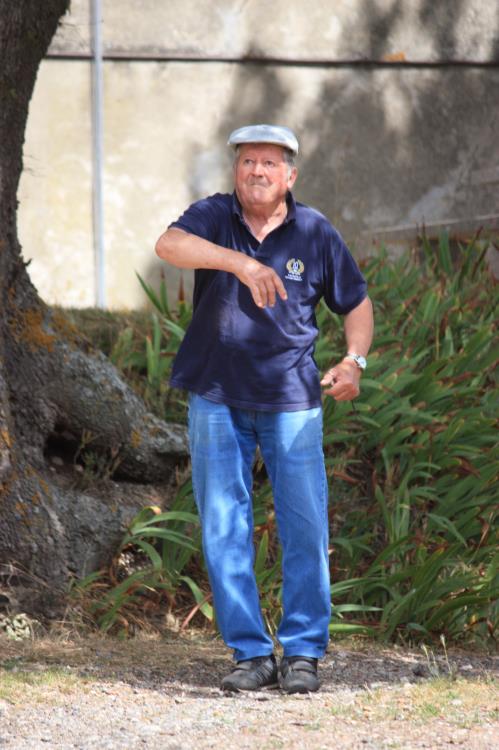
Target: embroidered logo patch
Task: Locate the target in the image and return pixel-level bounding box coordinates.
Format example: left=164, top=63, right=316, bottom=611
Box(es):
left=285, top=258, right=305, bottom=282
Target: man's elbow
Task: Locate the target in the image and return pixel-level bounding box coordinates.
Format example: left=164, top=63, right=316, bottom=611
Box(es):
left=155, top=229, right=178, bottom=264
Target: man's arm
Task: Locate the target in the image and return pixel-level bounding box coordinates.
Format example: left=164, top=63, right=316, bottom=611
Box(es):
left=155, top=227, right=287, bottom=308
left=320, top=296, right=374, bottom=401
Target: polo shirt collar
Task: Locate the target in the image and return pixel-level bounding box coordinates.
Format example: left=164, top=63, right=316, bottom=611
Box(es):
left=231, top=191, right=297, bottom=225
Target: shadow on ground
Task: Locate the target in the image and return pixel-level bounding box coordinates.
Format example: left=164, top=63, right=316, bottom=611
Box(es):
left=1, top=634, right=496, bottom=699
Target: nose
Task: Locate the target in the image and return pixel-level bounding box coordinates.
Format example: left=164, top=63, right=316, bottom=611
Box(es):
left=251, top=160, right=265, bottom=176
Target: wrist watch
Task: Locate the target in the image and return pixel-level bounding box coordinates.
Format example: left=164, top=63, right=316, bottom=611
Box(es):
left=344, top=353, right=367, bottom=370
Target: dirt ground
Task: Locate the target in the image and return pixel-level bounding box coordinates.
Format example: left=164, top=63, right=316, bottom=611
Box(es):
left=0, top=633, right=497, bottom=749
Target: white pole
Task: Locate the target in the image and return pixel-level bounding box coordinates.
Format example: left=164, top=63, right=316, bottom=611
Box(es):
left=91, top=0, right=105, bottom=307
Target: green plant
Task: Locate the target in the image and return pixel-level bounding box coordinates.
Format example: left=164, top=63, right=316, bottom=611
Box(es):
left=75, top=234, right=498, bottom=646
left=106, top=271, right=192, bottom=422
left=71, top=480, right=208, bottom=634
left=317, top=234, right=498, bottom=644
left=233, top=234, right=498, bottom=645
left=72, top=430, right=123, bottom=489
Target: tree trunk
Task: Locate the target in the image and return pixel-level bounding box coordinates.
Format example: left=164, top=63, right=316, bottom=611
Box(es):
left=0, top=1, right=188, bottom=617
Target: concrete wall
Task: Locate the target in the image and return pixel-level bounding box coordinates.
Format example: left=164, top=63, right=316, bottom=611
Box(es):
left=17, top=0, right=499, bottom=309
left=48, top=0, right=499, bottom=62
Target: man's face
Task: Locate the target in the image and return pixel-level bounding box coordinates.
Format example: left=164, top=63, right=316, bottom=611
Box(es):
left=234, top=143, right=297, bottom=211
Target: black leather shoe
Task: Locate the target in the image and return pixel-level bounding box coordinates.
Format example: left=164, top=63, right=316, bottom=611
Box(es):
left=280, top=656, right=320, bottom=693
left=221, top=655, right=278, bottom=692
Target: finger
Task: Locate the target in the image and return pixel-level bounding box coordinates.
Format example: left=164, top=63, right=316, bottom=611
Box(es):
left=273, top=274, right=288, bottom=301
left=320, top=369, right=337, bottom=386
left=265, top=279, right=277, bottom=307
left=324, top=380, right=359, bottom=400
left=334, top=385, right=360, bottom=401
left=250, top=284, right=264, bottom=308
left=334, top=391, right=356, bottom=402
left=330, top=381, right=347, bottom=397
left=258, top=281, right=269, bottom=307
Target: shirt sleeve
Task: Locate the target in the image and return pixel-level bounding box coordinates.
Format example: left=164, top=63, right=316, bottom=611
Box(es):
left=169, top=195, right=222, bottom=242
left=322, top=224, right=367, bottom=315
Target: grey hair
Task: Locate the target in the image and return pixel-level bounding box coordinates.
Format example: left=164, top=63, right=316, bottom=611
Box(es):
left=233, top=144, right=296, bottom=176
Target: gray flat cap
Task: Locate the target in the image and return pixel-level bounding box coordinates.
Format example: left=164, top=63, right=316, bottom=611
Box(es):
left=228, top=124, right=299, bottom=155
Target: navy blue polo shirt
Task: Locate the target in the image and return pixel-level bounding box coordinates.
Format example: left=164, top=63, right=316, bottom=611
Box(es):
left=168, top=191, right=367, bottom=412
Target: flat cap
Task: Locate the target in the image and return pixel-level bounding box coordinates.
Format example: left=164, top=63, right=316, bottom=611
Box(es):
left=228, top=124, right=299, bottom=155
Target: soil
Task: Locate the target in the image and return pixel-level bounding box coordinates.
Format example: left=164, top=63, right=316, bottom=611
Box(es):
left=0, top=633, right=497, bottom=749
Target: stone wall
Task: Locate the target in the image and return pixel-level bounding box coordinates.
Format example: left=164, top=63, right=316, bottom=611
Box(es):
left=18, top=0, right=499, bottom=308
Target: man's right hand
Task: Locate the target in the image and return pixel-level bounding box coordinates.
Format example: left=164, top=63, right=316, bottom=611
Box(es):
left=156, top=228, right=288, bottom=308
left=234, top=255, right=288, bottom=308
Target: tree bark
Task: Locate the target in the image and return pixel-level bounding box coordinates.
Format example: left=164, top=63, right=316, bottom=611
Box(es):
left=0, top=1, right=188, bottom=616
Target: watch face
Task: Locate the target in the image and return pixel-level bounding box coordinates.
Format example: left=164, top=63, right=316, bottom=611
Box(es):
left=347, top=354, right=366, bottom=369
left=356, top=356, right=367, bottom=370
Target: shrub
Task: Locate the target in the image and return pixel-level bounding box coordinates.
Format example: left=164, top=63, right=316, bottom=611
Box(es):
left=74, top=234, right=498, bottom=645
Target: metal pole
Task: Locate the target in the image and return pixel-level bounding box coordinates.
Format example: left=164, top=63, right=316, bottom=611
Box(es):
left=91, top=0, right=105, bottom=307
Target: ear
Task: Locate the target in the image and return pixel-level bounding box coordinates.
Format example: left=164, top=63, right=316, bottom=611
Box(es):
left=287, top=167, right=298, bottom=189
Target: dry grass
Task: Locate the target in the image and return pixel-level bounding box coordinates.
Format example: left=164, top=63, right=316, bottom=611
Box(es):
left=0, top=666, right=94, bottom=705
left=350, top=676, right=498, bottom=726
left=0, top=632, right=497, bottom=749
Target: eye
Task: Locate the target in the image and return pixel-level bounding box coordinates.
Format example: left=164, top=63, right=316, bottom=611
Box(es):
left=243, top=158, right=254, bottom=166
left=264, top=160, right=275, bottom=168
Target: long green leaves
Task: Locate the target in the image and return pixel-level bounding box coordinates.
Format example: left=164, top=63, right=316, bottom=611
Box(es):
left=108, top=273, right=192, bottom=423
left=320, top=235, right=498, bottom=644
left=75, top=235, right=498, bottom=645
left=72, top=482, right=206, bottom=634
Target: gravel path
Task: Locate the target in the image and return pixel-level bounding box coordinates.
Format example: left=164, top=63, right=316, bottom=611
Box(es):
left=0, top=635, right=497, bottom=749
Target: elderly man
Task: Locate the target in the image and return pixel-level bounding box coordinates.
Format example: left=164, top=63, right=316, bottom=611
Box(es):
left=155, top=124, right=373, bottom=694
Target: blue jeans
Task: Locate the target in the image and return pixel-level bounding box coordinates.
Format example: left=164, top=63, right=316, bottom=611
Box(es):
left=188, top=393, right=330, bottom=662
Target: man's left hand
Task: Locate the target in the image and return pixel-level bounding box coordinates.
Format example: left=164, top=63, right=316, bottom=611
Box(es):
left=320, top=360, right=361, bottom=401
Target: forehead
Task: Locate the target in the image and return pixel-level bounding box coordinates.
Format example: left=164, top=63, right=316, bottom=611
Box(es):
left=237, top=143, right=287, bottom=161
